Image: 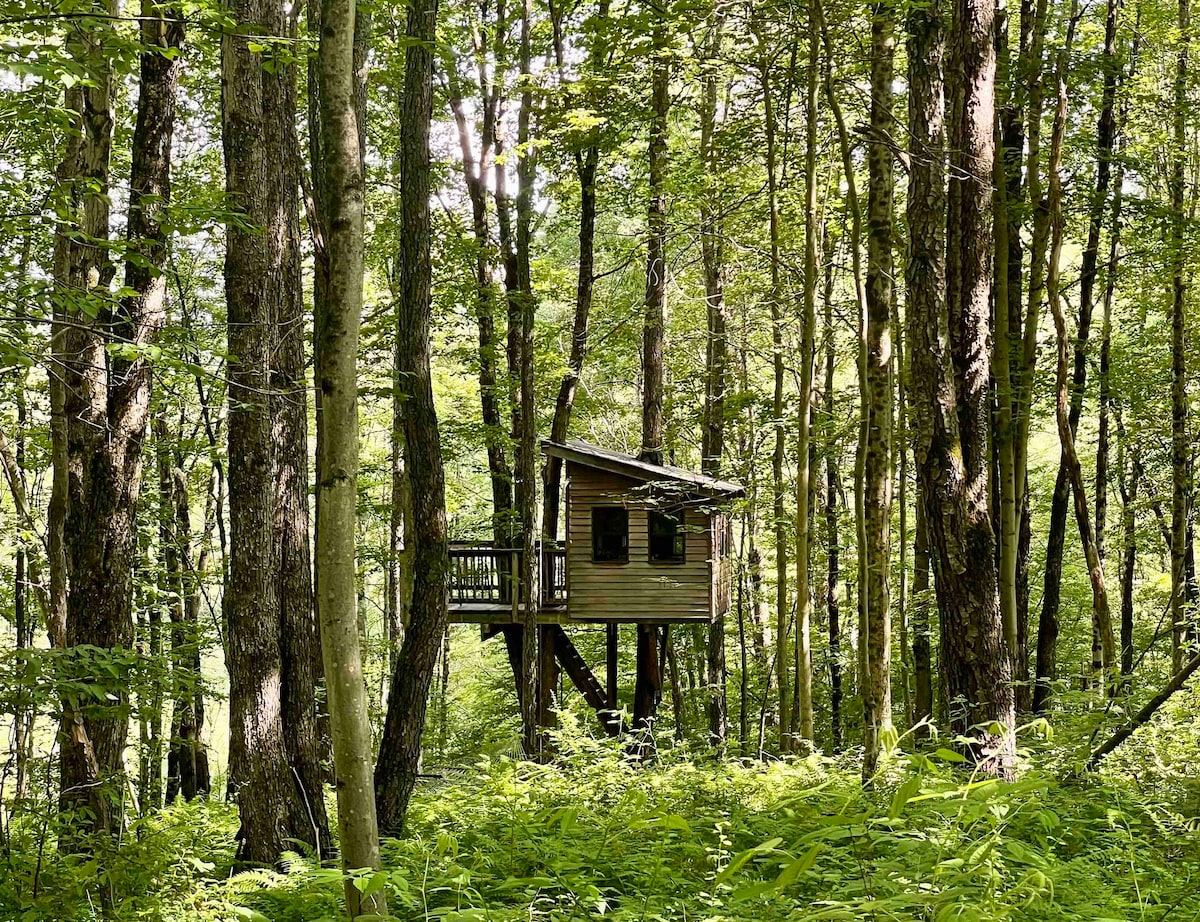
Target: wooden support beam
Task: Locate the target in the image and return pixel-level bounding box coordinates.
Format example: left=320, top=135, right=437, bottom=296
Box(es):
left=537, top=624, right=560, bottom=732
left=632, top=624, right=663, bottom=735
left=606, top=622, right=619, bottom=710
left=549, top=625, right=623, bottom=737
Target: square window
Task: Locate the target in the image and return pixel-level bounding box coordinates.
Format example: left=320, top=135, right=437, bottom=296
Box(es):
left=648, top=509, right=686, bottom=563
left=592, top=507, right=629, bottom=563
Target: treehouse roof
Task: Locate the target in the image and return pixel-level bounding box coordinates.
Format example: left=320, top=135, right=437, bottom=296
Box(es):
left=541, top=439, right=746, bottom=501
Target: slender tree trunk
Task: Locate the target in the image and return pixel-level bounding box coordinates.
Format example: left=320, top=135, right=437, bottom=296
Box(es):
left=164, top=452, right=209, bottom=802
left=542, top=0, right=607, bottom=541
left=12, top=376, right=31, bottom=798
left=700, top=13, right=729, bottom=750
left=790, top=4, right=819, bottom=752
left=1170, top=0, right=1191, bottom=673
left=313, top=0, right=386, bottom=902
left=822, top=233, right=843, bottom=754
left=1089, top=648, right=1200, bottom=769
left=818, top=4, right=870, bottom=754
left=641, top=17, right=668, bottom=468
left=862, top=0, right=895, bottom=782
left=757, top=22, right=790, bottom=750
left=446, top=58, right=512, bottom=546
left=515, top=0, right=541, bottom=758
left=1118, top=440, right=1142, bottom=688
left=272, top=0, right=330, bottom=853
left=633, top=12, right=670, bottom=739
left=375, top=0, right=447, bottom=833
left=1035, top=0, right=1124, bottom=706
left=1045, top=3, right=1116, bottom=692
left=912, top=496, right=932, bottom=736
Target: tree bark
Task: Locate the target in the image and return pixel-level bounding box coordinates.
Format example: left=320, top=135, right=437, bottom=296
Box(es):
left=55, top=0, right=182, bottom=837
left=641, top=16, right=668, bottom=466
left=1170, top=0, right=1191, bottom=673
left=1035, top=0, right=1124, bottom=706
left=375, top=0, right=447, bottom=834
left=906, top=0, right=1016, bottom=774
left=223, top=0, right=310, bottom=862
left=862, top=0, right=895, bottom=781
left=515, top=0, right=541, bottom=759
left=1044, top=2, right=1115, bottom=692
left=757, top=20, right=790, bottom=751
left=700, top=12, right=729, bottom=752
left=272, top=0, right=330, bottom=852
left=822, top=232, right=843, bottom=754
left=542, top=0, right=607, bottom=542
left=313, top=0, right=386, bottom=903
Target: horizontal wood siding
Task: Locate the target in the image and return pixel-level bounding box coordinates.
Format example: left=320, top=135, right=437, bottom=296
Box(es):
left=565, top=462, right=713, bottom=621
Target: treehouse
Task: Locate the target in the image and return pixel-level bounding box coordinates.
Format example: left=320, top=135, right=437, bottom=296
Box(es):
left=446, top=439, right=745, bottom=732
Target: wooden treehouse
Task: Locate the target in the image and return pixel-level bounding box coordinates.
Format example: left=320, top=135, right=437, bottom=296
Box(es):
left=447, top=439, right=745, bottom=734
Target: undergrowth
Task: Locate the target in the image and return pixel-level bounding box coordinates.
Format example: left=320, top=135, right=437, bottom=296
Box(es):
left=3, top=729, right=1199, bottom=921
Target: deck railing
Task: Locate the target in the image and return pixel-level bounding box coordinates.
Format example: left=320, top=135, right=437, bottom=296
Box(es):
left=447, top=542, right=567, bottom=608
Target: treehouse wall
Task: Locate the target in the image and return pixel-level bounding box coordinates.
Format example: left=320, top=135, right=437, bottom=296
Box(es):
left=565, top=462, right=714, bottom=622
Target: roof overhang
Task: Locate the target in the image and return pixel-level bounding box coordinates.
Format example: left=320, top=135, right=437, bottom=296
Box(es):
left=542, top=439, right=746, bottom=501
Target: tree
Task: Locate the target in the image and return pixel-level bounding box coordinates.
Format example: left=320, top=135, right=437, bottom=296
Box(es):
left=54, top=0, right=183, bottom=837
left=906, top=0, right=1016, bottom=774
left=222, top=0, right=319, bottom=861
left=699, top=8, right=729, bottom=751
left=313, top=0, right=386, bottom=903
left=862, top=0, right=895, bottom=780
left=375, top=0, right=448, bottom=832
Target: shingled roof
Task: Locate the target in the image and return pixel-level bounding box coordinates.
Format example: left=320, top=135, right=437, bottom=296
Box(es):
left=541, top=439, right=746, bottom=500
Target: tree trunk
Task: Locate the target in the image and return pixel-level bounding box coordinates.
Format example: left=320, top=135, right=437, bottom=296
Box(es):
left=56, top=0, right=182, bottom=838
left=515, top=0, right=541, bottom=759
left=223, top=0, right=309, bottom=862
left=375, top=0, right=447, bottom=833
left=1170, top=0, right=1191, bottom=673
left=272, top=0, right=329, bottom=853
left=446, top=54, right=512, bottom=546
left=1118, top=442, right=1142, bottom=688
left=1045, top=3, right=1115, bottom=692
left=822, top=233, right=843, bottom=754
left=700, top=13, right=729, bottom=751
left=818, top=3, right=870, bottom=756
left=756, top=21, right=790, bottom=751
left=791, top=6, right=819, bottom=753
left=1035, top=0, right=1124, bottom=707
left=313, top=0, right=386, bottom=902
left=542, top=0, right=607, bottom=542
left=906, top=0, right=1015, bottom=774
left=641, top=17, right=668, bottom=466
left=862, top=0, right=895, bottom=782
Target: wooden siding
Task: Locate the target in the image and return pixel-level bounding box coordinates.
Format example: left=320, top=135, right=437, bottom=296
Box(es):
left=565, top=462, right=714, bottom=622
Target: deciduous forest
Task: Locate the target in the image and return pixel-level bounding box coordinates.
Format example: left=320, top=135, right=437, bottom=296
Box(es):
left=2, top=0, right=1200, bottom=914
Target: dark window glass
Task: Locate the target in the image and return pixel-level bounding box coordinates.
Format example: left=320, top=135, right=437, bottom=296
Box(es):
left=648, top=509, right=686, bottom=563
left=592, top=507, right=629, bottom=562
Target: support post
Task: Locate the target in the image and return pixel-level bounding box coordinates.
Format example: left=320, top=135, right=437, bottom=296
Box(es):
left=632, top=624, right=663, bottom=746
left=606, top=621, right=620, bottom=733
left=510, top=548, right=520, bottom=621
left=537, top=624, right=559, bottom=733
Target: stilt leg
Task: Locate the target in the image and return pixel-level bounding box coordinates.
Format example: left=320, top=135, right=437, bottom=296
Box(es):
left=633, top=624, right=663, bottom=751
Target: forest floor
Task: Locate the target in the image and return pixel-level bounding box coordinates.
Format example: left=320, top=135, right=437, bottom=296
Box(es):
left=4, top=702, right=1200, bottom=922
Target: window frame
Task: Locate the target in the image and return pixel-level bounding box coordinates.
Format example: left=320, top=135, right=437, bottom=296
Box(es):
left=591, top=505, right=630, bottom=564
left=647, top=508, right=687, bottom=564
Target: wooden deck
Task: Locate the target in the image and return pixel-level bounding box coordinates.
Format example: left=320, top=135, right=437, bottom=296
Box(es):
left=444, top=542, right=713, bottom=625
left=447, top=601, right=570, bottom=624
